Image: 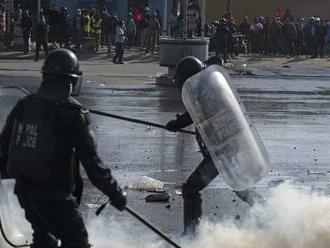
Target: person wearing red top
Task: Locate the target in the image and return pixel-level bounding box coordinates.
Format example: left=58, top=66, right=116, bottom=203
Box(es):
left=283, top=18, right=298, bottom=56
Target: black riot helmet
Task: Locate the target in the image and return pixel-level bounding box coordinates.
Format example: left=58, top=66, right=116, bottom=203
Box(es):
left=40, top=49, right=82, bottom=99
left=42, top=48, right=82, bottom=79
left=174, top=56, right=206, bottom=87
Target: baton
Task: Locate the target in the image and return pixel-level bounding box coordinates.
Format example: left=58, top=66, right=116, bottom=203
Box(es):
left=89, top=109, right=195, bottom=135
left=96, top=202, right=183, bottom=248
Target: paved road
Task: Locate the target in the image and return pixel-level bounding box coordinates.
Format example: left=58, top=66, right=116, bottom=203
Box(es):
left=0, top=58, right=330, bottom=247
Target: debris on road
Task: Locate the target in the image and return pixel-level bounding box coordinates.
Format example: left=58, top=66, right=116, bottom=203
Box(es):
left=131, top=176, right=164, bottom=191
left=145, top=192, right=170, bottom=202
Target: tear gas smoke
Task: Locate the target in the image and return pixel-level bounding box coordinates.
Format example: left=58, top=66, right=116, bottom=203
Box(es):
left=86, top=214, right=165, bottom=248
left=0, top=180, right=32, bottom=248
left=1, top=182, right=330, bottom=248
left=185, top=184, right=330, bottom=248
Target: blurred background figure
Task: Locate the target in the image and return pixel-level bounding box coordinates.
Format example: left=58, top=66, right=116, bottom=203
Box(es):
left=113, top=19, right=126, bottom=64
left=21, top=10, right=32, bottom=54
left=126, top=12, right=136, bottom=50
left=91, top=13, right=102, bottom=52
left=73, top=9, right=83, bottom=51
left=325, top=20, right=330, bottom=57
left=83, top=9, right=91, bottom=38
left=148, top=12, right=160, bottom=53
left=34, top=10, right=48, bottom=61
left=187, top=1, right=199, bottom=37
left=140, top=7, right=150, bottom=52
left=169, top=7, right=179, bottom=37
left=58, top=6, right=68, bottom=48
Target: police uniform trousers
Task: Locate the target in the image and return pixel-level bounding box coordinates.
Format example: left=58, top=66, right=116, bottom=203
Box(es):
left=182, top=143, right=219, bottom=235
left=35, top=41, right=49, bottom=61
left=15, top=182, right=90, bottom=248
left=181, top=140, right=257, bottom=234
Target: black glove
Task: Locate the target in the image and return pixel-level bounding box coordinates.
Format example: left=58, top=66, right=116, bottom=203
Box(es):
left=166, top=120, right=180, bottom=132
left=0, top=157, right=11, bottom=179
left=110, top=188, right=127, bottom=211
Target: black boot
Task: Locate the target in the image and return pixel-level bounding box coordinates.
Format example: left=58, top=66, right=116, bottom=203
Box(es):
left=182, top=185, right=202, bottom=235
left=183, top=196, right=202, bottom=235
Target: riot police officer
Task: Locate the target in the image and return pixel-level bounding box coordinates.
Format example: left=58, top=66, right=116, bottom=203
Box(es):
left=167, top=56, right=263, bottom=234
left=0, top=48, right=127, bottom=247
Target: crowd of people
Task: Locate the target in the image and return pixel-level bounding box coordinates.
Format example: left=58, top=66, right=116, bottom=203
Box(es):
left=5, top=5, right=330, bottom=63
left=209, top=9, right=330, bottom=61
left=14, top=5, right=162, bottom=63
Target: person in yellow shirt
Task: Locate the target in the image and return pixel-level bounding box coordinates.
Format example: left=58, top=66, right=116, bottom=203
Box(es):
left=91, top=14, right=102, bottom=52
left=83, top=10, right=91, bottom=37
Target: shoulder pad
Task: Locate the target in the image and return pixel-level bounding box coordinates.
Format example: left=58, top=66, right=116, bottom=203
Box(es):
left=20, top=93, right=36, bottom=103
left=59, top=97, right=90, bottom=114
left=67, top=97, right=91, bottom=125
left=15, top=93, right=33, bottom=110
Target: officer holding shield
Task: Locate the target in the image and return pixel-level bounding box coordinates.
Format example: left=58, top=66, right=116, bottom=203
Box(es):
left=0, top=49, right=127, bottom=247
left=167, top=56, right=269, bottom=234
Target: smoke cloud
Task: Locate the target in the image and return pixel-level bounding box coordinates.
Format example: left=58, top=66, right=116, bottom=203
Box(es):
left=185, top=184, right=330, bottom=248
left=1, top=182, right=330, bottom=248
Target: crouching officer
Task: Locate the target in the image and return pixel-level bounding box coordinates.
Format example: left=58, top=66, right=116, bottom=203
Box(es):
left=166, top=56, right=267, bottom=235
left=0, top=48, right=126, bottom=248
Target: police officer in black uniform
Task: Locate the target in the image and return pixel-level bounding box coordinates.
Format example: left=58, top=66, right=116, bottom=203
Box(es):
left=0, top=48, right=127, bottom=248
left=166, top=56, right=260, bottom=235
left=215, top=18, right=231, bottom=63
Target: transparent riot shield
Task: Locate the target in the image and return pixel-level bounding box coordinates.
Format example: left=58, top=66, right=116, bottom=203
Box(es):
left=0, top=86, right=32, bottom=247
left=182, top=65, right=269, bottom=191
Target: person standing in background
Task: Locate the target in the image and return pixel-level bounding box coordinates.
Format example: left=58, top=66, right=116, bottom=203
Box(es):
left=101, top=9, right=109, bottom=49
left=126, top=12, right=136, bottom=50
left=58, top=7, right=69, bottom=48
left=35, top=11, right=48, bottom=61
left=155, top=10, right=162, bottom=43
left=113, top=20, right=126, bottom=64
left=83, top=10, right=91, bottom=38
left=73, top=9, right=83, bottom=51
left=48, top=4, right=58, bottom=48
left=148, top=12, right=160, bottom=53
left=108, top=14, right=118, bottom=54
left=90, top=10, right=95, bottom=41
left=187, top=3, right=199, bottom=37
left=239, top=16, right=251, bottom=53
left=325, top=20, right=330, bottom=58
left=216, top=18, right=230, bottom=62
left=21, top=10, right=32, bottom=54
left=140, top=7, right=150, bottom=52
left=91, top=14, right=102, bottom=52
left=169, top=8, right=178, bottom=37
left=318, top=19, right=327, bottom=58
left=295, top=18, right=305, bottom=56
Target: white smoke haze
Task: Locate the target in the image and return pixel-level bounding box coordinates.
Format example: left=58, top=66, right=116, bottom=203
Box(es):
left=0, top=180, right=32, bottom=248
left=185, top=184, right=330, bottom=248
left=86, top=214, right=165, bottom=248
left=1, top=182, right=330, bottom=248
